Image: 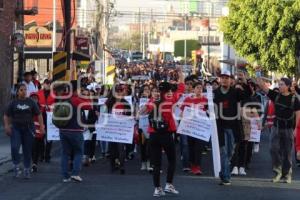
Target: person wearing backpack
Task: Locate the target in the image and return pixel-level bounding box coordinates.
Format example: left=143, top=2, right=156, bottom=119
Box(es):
left=53, top=80, right=93, bottom=183
left=141, top=68, right=185, bottom=197
left=257, top=76, right=300, bottom=184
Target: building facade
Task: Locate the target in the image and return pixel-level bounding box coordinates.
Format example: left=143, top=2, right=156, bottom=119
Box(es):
left=0, top=1, right=17, bottom=115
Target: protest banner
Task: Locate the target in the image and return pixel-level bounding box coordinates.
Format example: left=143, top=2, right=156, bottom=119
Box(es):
left=124, top=96, right=133, bottom=106
left=139, top=98, right=148, bottom=108
left=98, top=98, right=108, bottom=105
left=177, top=107, right=212, bottom=142
left=46, top=112, right=60, bottom=141
left=138, top=115, right=150, bottom=139
left=96, top=113, right=135, bottom=144
left=249, top=119, right=261, bottom=142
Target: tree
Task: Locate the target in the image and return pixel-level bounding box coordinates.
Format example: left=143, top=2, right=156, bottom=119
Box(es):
left=220, top=0, right=300, bottom=75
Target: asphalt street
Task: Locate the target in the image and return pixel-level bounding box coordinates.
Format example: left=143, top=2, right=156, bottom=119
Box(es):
left=0, top=134, right=299, bottom=200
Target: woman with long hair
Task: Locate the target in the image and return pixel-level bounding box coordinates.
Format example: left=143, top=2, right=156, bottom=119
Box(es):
left=105, top=84, right=132, bottom=174
left=3, top=83, right=45, bottom=179
left=141, top=68, right=185, bottom=197
left=137, top=84, right=152, bottom=171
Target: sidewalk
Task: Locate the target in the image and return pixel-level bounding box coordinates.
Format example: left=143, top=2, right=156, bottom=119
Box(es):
left=0, top=125, right=12, bottom=174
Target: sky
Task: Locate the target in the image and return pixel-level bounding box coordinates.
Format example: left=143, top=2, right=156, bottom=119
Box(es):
left=113, top=0, right=182, bottom=24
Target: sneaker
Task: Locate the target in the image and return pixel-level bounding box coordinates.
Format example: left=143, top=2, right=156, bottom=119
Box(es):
left=272, top=167, right=282, bottom=183
left=146, top=161, right=153, bottom=172
left=191, top=165, right=202, bottom=175
left=153, top=187, right=165, bottom=197
left=231, top=166, right=238, bottom=176
left=31, top=164, right=38, bottom=173
left=253, top=144, right=259, bottom=153
left=23, top=169, right=31, bottom=179
left=62, top=178, right=71, bottom=183
left=219, top=180, right=231, bottom=186
left=164, top=183, right=179, bottom=195
left=71, top=176, right=83, bottom=182
left=91, top=156, right=96, bottom=163
left=182, top=167, right=191, bottom=172
left=140, top=162, right=147, bottom=171
left=239, top=167, right=247, bottom=176
left=284, top=169, right=292, bottom=184
left=272, top=172, right=282, bottom=183
left=14, top=167, right=22, bottom=178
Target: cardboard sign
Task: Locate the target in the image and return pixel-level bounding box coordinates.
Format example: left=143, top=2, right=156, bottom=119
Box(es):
left=98, top=98, right=108, bottom=105
left=96, top=113, right=135, bottom=144
left=177, top=107, right=212, bottom=142
left=46, top=112, right=60, bottom=141
left=139, top=115, right=150, bottom=139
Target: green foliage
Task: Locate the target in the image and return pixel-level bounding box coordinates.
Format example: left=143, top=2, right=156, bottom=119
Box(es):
left=220, top=0, right=300, bottom=75
left=174, top=40, right=200, bottom=57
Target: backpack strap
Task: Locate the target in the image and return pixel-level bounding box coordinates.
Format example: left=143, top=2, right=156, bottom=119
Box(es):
left=291, top=95, right=296, bottom=110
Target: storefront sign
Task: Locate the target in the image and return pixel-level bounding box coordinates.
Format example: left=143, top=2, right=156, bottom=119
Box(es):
left=25, top=26, right=52, bottom=47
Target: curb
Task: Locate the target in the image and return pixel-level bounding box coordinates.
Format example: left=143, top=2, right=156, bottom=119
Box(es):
left=0, top=125, right=12, bottom=174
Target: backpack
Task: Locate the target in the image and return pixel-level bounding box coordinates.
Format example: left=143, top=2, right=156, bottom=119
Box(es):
left=148, top=100, right=169, bottom=133
left=52, top=99, right=73, bottom=128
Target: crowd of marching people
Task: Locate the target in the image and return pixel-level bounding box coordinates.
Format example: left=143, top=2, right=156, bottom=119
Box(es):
left=3, top=61, right=300, bottom=197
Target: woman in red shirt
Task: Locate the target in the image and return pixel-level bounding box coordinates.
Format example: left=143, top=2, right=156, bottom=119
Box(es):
left=142, top=69, right=185, bottom=197
left=181, top=82, right=208, bottom=175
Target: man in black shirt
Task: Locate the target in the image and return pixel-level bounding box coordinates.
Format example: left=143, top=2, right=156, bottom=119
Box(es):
left=257, top=76, right=300, bottom=184
left=214, top=70, right=251, bottom=185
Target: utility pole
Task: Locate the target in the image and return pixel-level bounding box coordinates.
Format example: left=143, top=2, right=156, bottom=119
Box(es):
left=52, top=0, right=57, bottom=53
left=207, top=18, right=210, bottom=73
left=64, top=0, right=71, bottom=70
left=184, top=14, right=187, bottom=67
left=139, top=8, right=142, bottom=53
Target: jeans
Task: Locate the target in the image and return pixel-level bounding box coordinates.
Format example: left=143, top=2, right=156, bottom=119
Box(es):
left=180, top=134, right=189, bottom=168
left=150, top=132, right=176, bottom=187
left=270, top=127, right=293, bottom=176
left=59, top=131, right=84, bottom=178
left=100, top=141, right=109, bottom=154
left=11, top=125, right=34, bottom=169
left=220, top=129, right=235, bottom=182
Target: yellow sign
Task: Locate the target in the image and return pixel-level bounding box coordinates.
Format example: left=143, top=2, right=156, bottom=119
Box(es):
left=106, top=65, right=115, bottom=85
left=53, top=52, right=67, bottom=81
left=25, top=26, right=52, bottom=47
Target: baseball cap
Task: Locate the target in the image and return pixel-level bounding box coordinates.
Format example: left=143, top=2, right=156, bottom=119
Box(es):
left=219, top=69, right=231, bottom=77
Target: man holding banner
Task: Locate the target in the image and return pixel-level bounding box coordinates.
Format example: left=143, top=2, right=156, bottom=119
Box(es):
left=214, top=70, right=251, bottom=186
